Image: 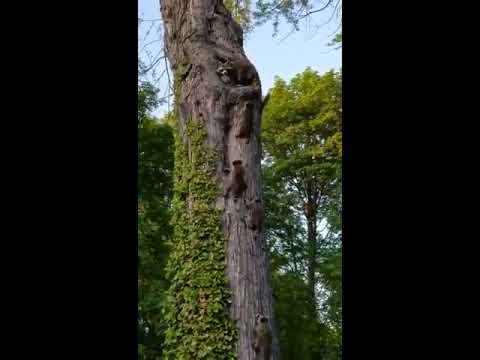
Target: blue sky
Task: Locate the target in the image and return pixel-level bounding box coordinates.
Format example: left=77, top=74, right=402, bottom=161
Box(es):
left=139, top=0, right=342, bottom=117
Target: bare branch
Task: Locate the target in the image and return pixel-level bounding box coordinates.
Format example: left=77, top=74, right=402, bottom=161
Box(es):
left=298, top=0, right=334, bottom=20
left=317, top=6, right=339, bottom=30
left=139, top=39, right=163, bottom=55
left=142, top=54, right=166, bottom=74
left=327, top=18, right=342, bottom=38
left=276, top=25, right=297, bottom=44
left=138, top=18, right=162, bottom=22
left=317, top=47, right=337, bottom=54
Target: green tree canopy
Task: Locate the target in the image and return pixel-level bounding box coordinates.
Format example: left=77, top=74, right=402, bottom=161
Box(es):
left=138, top=65, right=175, bottom=359
left=262, top=67, right=342, bottom=360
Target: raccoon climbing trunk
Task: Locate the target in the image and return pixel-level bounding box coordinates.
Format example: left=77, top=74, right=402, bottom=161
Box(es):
left=160, top=1, right=279, bottom=359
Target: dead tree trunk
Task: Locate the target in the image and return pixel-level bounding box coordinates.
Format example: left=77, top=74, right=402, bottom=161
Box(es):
left=160, top=1, right=278, bottom=359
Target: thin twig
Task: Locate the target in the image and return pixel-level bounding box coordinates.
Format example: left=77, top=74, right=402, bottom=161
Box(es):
left=139, top=39, right=163, bottom=55
left=138, top=18, right=162, bottom=22
left=143, top=54, right=166, bottom=74
left=327, top=18, right=342, bottom=38
left=276, top=25, right=297, bottom=44
left=298, top=0, right=334, bottom=20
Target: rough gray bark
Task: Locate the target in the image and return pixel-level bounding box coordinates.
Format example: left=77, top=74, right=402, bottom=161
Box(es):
left=160, top=1, right=279, bottom=359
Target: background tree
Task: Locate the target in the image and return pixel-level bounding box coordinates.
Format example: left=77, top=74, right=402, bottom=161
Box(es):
left=262, top=67, right=342, bottom=359
left=138, top=63, right=175, bottom=360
